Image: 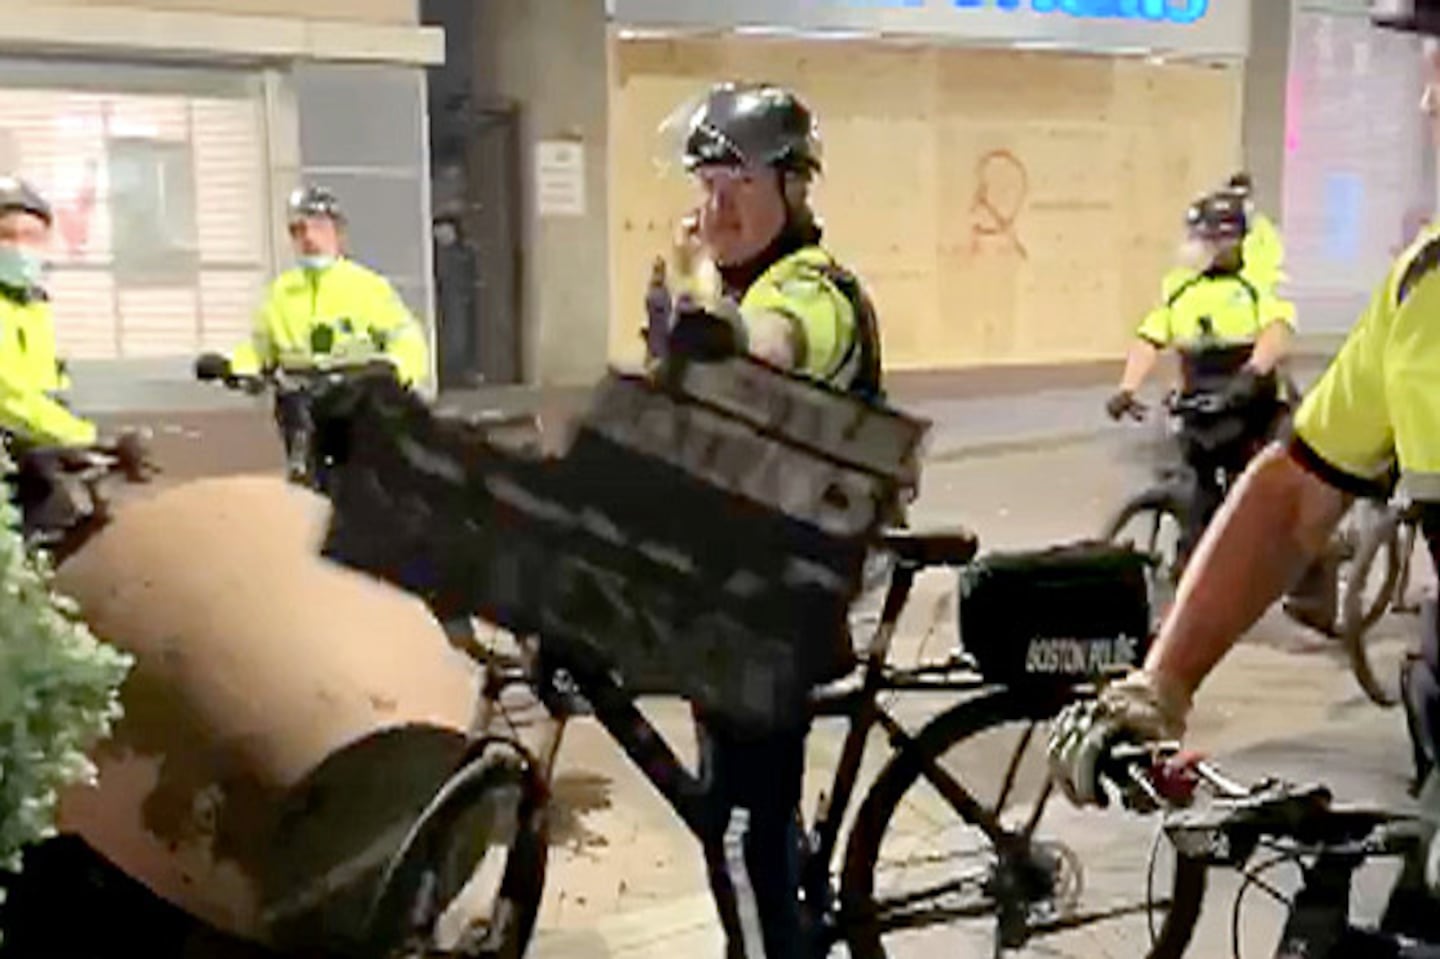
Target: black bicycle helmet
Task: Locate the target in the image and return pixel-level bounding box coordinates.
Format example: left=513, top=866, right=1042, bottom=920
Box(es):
left=1186, top=189, right=1248, bottom=244
left=1226, top=171, right=1254, bottom=198
left=0, top=176, right=52, bottom=226
left=1374, top=0, right=1440, bottom=34
left=680, top=83, right=823, bottom=176
left=287, top=185, right=344, bottom=224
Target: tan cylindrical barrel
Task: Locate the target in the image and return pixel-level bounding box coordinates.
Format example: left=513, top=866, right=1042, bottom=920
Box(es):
left=50, top=476, right=480, bottom=944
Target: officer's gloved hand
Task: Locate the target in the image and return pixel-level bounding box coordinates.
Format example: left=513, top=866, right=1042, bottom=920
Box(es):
left=1223, top=368, right=1264, bottom=410
left=1105, top=390, right=1146, bottom=422
left=108, top=427, right=157, bottom=482
left=666, top=300, right=741, bottom=363
left=194, top=352, right=232, bottom=383
left=1048, top=669, right=1192, bottom=808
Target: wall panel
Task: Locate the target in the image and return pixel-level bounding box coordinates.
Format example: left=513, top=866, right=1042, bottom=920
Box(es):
left=610, top=35, right=1242, bottom=369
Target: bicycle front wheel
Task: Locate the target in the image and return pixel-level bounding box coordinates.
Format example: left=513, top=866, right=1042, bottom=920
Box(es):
left=1104, top=490, right=1189, bottom=618
left=366, top=741, right=549, bottom=959
left=839, top=689, right=1204, bottom=958
left=1339, top=505, right=1404, bottom=707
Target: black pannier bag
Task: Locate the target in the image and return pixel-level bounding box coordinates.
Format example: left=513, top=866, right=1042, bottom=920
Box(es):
left=958, top=540, right=1152, bottom=692
left=312, top=356, right=929, bottom=729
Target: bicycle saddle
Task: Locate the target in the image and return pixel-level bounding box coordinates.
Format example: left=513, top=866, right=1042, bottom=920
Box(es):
left=883, top=527, right=979, bottom=567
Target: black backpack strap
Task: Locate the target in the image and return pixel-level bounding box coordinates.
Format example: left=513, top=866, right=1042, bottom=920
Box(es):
left=1397, top=233, right=1440, bottom=308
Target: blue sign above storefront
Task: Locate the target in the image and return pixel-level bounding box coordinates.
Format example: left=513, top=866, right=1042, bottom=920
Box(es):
left=951, top=0, right=1209, bottom=23
left=609, top=0, right=1247, bottom=57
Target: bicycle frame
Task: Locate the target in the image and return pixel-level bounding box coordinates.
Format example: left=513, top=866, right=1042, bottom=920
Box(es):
left=272, top=385, right=320, bottom=488
left=465, top=550, right=1007, bottom=936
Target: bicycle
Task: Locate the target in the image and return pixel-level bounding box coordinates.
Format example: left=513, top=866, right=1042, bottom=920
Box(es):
left=1104, top=389, right=1254, bottom=611
left=348, top=527, right=1209, bottom=959
left=1102, top=385, right=1420, bottom=709
left=7, top=436, right=157, bottom=562
left=1098, top=744, right=1440, bottom=958
left=194, top=353, right=409, bottom=491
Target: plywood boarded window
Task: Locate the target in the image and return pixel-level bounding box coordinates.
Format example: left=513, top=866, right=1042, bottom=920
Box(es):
left=610, top=36, right=1243, bottom=371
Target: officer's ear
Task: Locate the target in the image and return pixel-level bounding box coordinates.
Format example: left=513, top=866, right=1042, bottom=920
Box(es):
left=781, top=170, right=810, bottom=213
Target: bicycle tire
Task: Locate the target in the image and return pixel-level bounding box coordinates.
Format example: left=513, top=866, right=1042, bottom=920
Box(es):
left=1340, top=508, right=1403, bottom=708
left=838, top=689, right=1205, bottom=958
left=1394, top=516, right=1423, bottom=614
left=366, top=741, right=549, bottom=959
left=1104, top=490, right=1189, bottom=613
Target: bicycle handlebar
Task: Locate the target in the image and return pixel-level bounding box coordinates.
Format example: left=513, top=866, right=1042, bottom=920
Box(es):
left=1105, top=743, right=1433, bottom=865
left=1165, top=391, right=1233, bottom=418
left=194, top=352, right=397, bottom=395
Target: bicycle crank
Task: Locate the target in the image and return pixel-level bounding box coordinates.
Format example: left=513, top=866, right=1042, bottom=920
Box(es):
left=987, top=839, right=1083, bottom=949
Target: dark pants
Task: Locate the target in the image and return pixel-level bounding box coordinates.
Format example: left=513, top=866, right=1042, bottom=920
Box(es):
left=1178, top=396, right=1282, bottom=566
left=1388, top=599, right=1440, bottom=938
left=694, top=714, right=809, bottom=959
left=1403, top=600, right=1440, bottom=791
left=273, top=391, right=316, bottom=486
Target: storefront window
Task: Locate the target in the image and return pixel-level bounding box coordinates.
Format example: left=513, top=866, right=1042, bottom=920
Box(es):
left=109, top=136, right=199, bottom=285
left=0, top=76, right=267, bottom=359
left=1282, top=6, right=1431, bottom=334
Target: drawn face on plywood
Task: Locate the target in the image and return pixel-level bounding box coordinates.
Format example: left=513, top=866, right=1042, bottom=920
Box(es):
left=969, top=150, right=1029, bottom=260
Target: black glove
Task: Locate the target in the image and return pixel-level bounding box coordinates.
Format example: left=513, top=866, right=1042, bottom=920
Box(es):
left=109, top=428, right=156, bottom=482
left=194, top=352, right=232, bottom=382
left=1105, top=390, right=1146, bottom=422
left=666, top=304, right=740, bottom=362
left=1222, top=368, right=1263, bottom=409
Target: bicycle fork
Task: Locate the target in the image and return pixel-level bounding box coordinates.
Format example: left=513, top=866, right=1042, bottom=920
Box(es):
left=1274, top=854, right=1357, bottom=959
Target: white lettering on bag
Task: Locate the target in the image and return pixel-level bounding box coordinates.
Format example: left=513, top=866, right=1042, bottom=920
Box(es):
left=1023, top=635, right=1140, bottom=675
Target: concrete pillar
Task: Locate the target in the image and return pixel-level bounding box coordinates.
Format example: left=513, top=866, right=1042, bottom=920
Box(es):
left=474, top=0, right=610, bottom=387
left=1241, top=0, right=1292, bottom=223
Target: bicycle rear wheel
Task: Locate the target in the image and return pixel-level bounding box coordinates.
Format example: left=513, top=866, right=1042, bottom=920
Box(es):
left=839, top=689, right=1204, bottom=958
left=366, top=741, right=549, bottom=959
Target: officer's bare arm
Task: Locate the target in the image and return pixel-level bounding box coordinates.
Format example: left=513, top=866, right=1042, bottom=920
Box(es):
left=1246, top=320, right=1292, bottom=374
left=1144, top=445, right=1349, bottom=698
left=1119, top=339, right=1160, bottom=392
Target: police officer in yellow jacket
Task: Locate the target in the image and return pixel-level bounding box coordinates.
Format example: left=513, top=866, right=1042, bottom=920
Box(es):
left=230, top=186, right=428, bottom=387
left=1051, top=7, right=1440, bottom=934
left=1108, top=189, right=1297, bottom=565
left=666, top=84, right=882, bottom=403
left=665, top=82, right=882, bottom=959
left=0, top=177, right=97, bottom=448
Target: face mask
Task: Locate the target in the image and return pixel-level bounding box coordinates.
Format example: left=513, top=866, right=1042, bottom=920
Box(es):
left=298, top=254, right=337, bottom=273
left=1176, top=238, right=1213, bottom=271
left=0, top=245, right=44, bottom=290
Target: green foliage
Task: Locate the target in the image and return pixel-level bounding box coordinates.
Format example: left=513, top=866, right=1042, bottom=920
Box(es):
left=0, top=449, right=130, bottom=884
